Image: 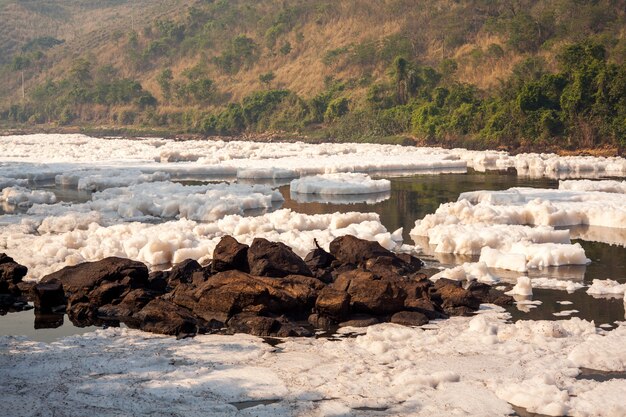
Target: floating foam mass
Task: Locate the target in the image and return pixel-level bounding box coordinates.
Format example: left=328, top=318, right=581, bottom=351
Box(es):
left=2, top=307, right=625, bottom=416
left=0, top=186, right=56, bottom=207
left=1, top=209, right=398, bottom=280
left=290, top=173, right=391, bottom=195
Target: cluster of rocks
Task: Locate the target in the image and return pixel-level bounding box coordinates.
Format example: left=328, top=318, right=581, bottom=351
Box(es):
left=0, top=254, right=30, bottom=314
left=8, top=235, right=513, bottom=337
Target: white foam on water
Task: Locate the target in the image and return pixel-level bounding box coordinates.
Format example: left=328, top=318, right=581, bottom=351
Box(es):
left=429, top=261, right=498, bottom=284
left=1, top=209, right=398, bottom=280
left=586, top=279, right=626, bottom=297
left=506, top=276, right=533, bottom=296
left=290, top=173, right=391, bottom=195
left=0, top=186, right=57, bottom=207
left=2, top=307, right=625, bottom=416
left=531, top=278, right=584, bottom=293
left=559, top=179, right=626, bottom=194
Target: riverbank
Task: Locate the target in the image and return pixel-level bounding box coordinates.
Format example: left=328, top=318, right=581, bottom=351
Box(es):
left=1, top=123, right=621, bottom=156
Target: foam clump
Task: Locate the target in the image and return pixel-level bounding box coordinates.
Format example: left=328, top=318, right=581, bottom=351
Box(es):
left=560, top=179, right=626, bottom=194
left=506, top=276, right=533, bottom=296
left=586, top=279, right=626, bottom=297
left=290, top=173, right=391, bottom=195
left=55, top=170, right=170, bottom=191
left=429, top=261, right=498, bottom=284
left=0, top=186, right=57, bottom=207
left=2, top=209, right=398, bottom=279
left=531, top=278, right=584, bottom=293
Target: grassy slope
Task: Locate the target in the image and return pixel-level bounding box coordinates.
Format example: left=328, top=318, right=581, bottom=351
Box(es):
left=0, top=0, right=624, bottom=149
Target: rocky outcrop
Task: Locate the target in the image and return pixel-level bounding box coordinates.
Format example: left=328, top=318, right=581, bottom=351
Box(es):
left=247, top=238, right=312, bottom=278
left=18, top=235, right=512, bottom=338
left=0, top=254, right=29, bottom=313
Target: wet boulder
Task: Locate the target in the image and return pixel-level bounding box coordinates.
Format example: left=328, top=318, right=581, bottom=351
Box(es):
left=329, top=235, right=394, bottom=266
left=32, top=280, right=66, bottom=313
left=431, top=279, right=481, bottom=316
left=97, top=288, right=158, bottom=319
left=41, top=257, right=149, bottom=296
left=339, top=314, right=380, bottom=328
left=0, top=254, right=28, bottom=286
left=365, top=254, right=424, bottom=279
left=178, top=270, right=323, bottom=323
left=404, top=297, right=447, bottom=320
left=136, top=299, right=202, bottom=337
left=315, top=287, right=350, bottom=320
left=167, top=259, right=203, bottom=289
left=333, top=269, right=407, bottom=315
left=0, top=254, right=28, bottom=311
left=466, top=281, right=514, bottom=306
left=247, top=238, right=312, bottom=278
left=212, top=236, right=249, bottom=273
left=227, top=313, right=312, bottom=337
left=390, top=311, right=429, bottom=326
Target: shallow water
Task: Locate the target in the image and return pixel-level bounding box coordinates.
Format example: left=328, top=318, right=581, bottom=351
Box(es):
left=1, top=169, right=625, bottom=341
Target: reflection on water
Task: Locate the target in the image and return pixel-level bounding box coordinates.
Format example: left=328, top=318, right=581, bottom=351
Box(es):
left=290, top=190, right=391, bottom=205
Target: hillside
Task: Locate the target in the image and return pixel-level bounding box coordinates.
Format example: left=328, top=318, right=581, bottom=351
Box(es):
left=1, top=0, right=625, bottom=150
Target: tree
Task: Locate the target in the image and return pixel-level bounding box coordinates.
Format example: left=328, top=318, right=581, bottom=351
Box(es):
left=157, top=69, right=173, bottom=102
left=11, top=56, right=31, bottom=100
left=259, top=71, right=275, bottom=88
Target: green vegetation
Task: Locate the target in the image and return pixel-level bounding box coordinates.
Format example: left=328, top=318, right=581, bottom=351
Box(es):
left=0, top=0, right=625, bottom=150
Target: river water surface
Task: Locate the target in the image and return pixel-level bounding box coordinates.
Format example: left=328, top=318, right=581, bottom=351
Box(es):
left=2, top=169, right=625, bottom=341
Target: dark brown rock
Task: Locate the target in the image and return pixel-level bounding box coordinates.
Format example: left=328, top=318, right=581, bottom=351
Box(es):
left=41, top=257, right=148, bottom=295
left=315, top=287, right=350, bottom=320
left=88, top=281, right=129, bottom=306
left=247, top=238, right=312, bottom=278
left=227, top=313, right=277, bottom=336
left=308, top=313, right=336, bottom=330
left=305, top=246, right=335, bottom=270
left=32, top=280, right=66, bottom=312
left=97, top=288, right=158, bottom=318
left=329, top=235, right=393, bottom=266
left=390, top=311, right=429, bottom=326
left=212, top=236, right=249, bottom=272
left=404, top=297, right=447, bottom=319
left=227, top=313, right=312, bottom=337
left=182, top=270, right=323, bottom=322
left=147, top=270, right=168, bottom=293
left=339, top=314, right=380, bottom=328
left=0, top=255, right=27, bottom=285
left=136, top=299, right=200, bottom=337
left=433, top=281, right=481, bottom=316
left=168, top=259, right=202, bottom=288
left=333, top=269, right=406, bottom=315
left=466, top=281, right=514, bottom=306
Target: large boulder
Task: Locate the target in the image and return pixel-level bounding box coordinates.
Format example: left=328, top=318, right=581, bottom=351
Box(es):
left=431, top=279, right=481, bottom=316
left=304, top=244, right=335, bottom=282
left=315, top=287, right=350, bottom=320
left=97, top=288, right=158, bottom=319
left=226, top=313, right=311, bottom=337
left=136, top=299, right=202, bottom=337
left=41, top=257, right=148, bottom=295
left=0, top=254, right=28, bottom=286
left=0, top=254, right=28, bottom=311
left=329, top=235, right=394, bottom=266
left=212, top=236, right=249, bottom=272
left=333, top=269, right=406, bottom=315
left=390, top=311, right=429, bottom=326
left=173, top=270, right=323, bottom=322
left=247, top=238, right=312, bottom=278
left=167, top=259, right=203, bottom=289
left=32, top=280, right=66, bottom=313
